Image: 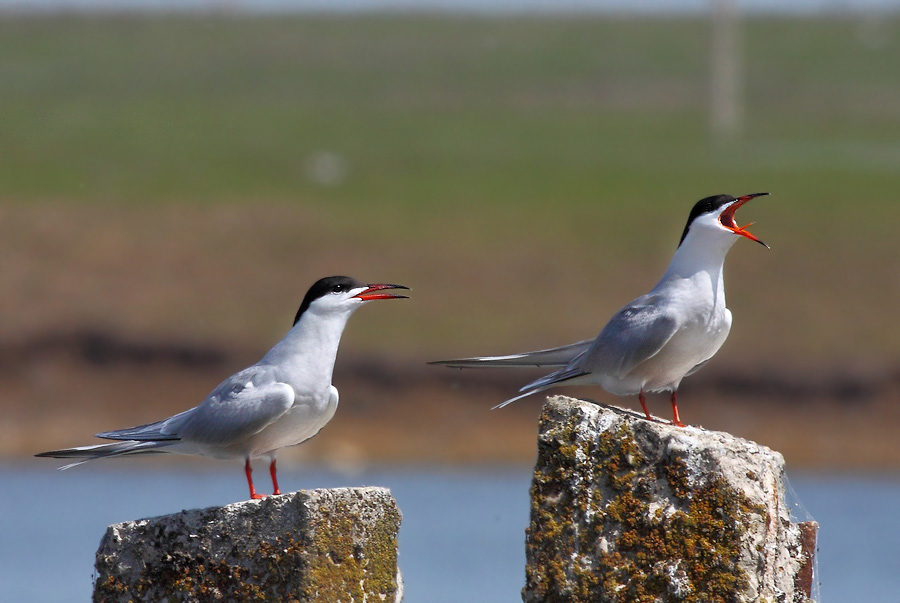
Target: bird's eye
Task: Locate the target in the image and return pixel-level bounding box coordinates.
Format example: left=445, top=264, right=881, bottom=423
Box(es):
left=332, top=284, right=347, bottom=293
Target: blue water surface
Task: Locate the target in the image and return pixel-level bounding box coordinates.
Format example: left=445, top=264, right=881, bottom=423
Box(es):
left=1, top=463, right=897, bottom=602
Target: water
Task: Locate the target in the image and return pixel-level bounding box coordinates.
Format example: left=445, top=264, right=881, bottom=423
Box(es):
left=2, top=463, right=531, bottom=602
left=1, top=463, right=897, bottom=601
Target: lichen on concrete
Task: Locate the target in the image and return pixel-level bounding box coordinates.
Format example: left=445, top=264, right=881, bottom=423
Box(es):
left=524, top=396, right=815, bottom=603
left=301, top=491, right=403, bottom=601
left=92, top=487, right=402, bottom=603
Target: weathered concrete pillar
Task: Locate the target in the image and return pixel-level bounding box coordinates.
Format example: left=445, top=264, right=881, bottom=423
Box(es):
left=524, top=396, right=816, bottom=603
left=93, top=487, right=403, bottom=602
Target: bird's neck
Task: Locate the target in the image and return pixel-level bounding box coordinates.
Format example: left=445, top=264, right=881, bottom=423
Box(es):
left=260, top=309, right=354, bottom=381
left=656, top=232, right=737, bottom=297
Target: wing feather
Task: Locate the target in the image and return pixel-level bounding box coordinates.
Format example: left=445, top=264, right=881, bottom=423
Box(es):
left=175, top=374, right=295, bottom=446
left=429, top=339, right=594, bottom=368
left=581, top=294, right=680, bottom=380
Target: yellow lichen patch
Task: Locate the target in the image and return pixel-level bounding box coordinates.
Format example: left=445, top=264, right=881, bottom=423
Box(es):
left=527, top=410, right=761, bottom=603
left=303, top=498, right=402, bottom=601
left=92, top=490, right=401, bottom=602
left=94, top=507, right=399, bottom=601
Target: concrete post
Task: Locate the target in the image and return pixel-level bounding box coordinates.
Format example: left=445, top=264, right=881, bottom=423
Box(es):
left=93, top=487, right=403, bottom=602
left=524, top=396, right=816, bottom=602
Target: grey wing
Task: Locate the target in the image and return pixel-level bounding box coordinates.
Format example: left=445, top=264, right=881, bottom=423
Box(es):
left=429, top=339, right=594, bottom=368
left=175, top=372, right=295, bottom=446
left=101, top=367, right=295, bottom=447
left=96, top=408, right=194, bottom=441
left=576, top=295, right=680, bottom=379
left=493, top=297, right=681, bottom=409
left=489, top=297, right=682, bottom=411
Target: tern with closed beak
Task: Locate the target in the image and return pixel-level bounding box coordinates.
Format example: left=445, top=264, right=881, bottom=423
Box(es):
left=37, top=276, right=408, bottom=499
left=431, top=193, right=769, bottom=426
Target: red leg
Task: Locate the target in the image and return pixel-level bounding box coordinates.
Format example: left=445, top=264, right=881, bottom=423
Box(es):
left=670, top=391, right=686, bottom=427
left=270, top=458, right=281, bottom=496
left=638, top=389, right=652, bottom=421
left=245, top=459, right=265, bottom=499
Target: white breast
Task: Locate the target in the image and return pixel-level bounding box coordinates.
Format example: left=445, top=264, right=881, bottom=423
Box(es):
left=245, top=385, right=340, bottom=458
left=635, top=311, right=731, bottom=392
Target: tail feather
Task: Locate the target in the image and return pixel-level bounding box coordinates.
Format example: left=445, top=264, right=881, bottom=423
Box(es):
left=491, top=388, right=544, bottom=410
left=431, top=339, right=595, bottom=410
left=429, top=339, right=593, bottom=369
left=35, top=440, right=176, bottom=470
left=519, top=367, right=591, bottom=394
left=491, top=368, right=591, bottom=410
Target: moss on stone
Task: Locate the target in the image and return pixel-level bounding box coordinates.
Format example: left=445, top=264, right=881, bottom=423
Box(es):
left=303, top=497, right=401, bottom=601
left=93, top=489, right=401, bottom=603
left=526, top=405, right=764, bottom=603
left=95, top=537, right=308, bottom=601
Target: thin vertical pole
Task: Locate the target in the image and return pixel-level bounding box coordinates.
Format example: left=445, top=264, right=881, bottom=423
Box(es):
left=710, top=0, right=743, bottom=142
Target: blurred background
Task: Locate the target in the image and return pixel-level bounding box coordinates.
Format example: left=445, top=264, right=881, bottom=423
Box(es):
left=2, top=0, right=898, bottom=601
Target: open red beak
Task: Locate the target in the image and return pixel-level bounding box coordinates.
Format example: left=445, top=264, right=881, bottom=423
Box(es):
left=353, top=283, right=410, bottom=301
left=720, top=192, right=769, bottom=248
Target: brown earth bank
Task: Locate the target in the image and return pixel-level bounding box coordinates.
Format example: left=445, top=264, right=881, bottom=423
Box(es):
left=7, top=330, right=900, bottom=470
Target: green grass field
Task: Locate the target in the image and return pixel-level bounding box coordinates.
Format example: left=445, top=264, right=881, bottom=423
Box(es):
left=3, top=14, right=900, bottom=204
left=2, top=14, right=899, bottom=465
left=3, top=14, right=898, bottom=350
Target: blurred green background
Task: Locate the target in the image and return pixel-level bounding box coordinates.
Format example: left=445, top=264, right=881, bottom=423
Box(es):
left=3, top=13, right=899, bottom=468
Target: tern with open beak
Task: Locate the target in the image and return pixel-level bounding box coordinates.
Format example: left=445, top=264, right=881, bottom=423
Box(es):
left=431, top=193, right=769, bottom=426
left=37, top=276, right=408, bottom=499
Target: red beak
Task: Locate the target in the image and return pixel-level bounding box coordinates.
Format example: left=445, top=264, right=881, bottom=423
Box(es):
left=353, top=283, right=410, bottom=301
left=720, top=192, right=769, bottom=248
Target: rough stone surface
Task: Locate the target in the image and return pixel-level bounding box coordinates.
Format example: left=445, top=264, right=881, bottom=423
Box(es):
left=93, top=487, right=403, bottom=602
left=524, top=396, right=816, bottom=603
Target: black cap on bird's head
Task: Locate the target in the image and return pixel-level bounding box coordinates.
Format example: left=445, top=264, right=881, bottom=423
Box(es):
left=293, top=276, right=409, bottom=325
left=678, top=193, right=769, bottom=248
